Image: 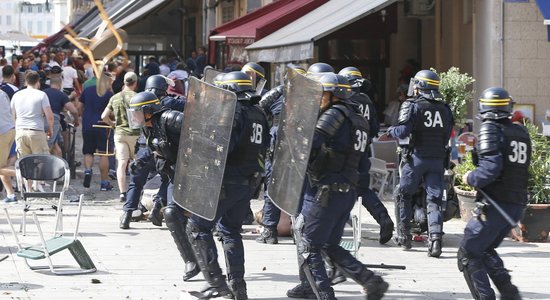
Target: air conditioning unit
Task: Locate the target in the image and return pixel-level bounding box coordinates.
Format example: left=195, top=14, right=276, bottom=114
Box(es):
left=404, top=0, right=435, bottom=18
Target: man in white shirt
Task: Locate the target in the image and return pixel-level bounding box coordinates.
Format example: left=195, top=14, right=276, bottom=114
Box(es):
left=62, top=58, right=81, bottom=95
left=0, top=89, right=16, bottom=202
left=10, top=71, right=54, bottom=157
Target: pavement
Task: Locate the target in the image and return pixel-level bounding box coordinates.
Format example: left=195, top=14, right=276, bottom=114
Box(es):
left=1, top=134, right=549, bottom=299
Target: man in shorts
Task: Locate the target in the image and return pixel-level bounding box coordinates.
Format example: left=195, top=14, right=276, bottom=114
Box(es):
left=101, top=72, right=140, bottom=202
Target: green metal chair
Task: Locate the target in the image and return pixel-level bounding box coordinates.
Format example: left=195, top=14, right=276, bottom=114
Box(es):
left=4, top=194, right=96, bottom=275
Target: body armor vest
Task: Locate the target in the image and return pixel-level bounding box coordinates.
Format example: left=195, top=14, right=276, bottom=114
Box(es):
left=412, top=98, right=451, bottom=158
left=147, top=109, right=179, bottom=164
left=226, top=104, right=268, bottom=177
left=350, top=93, right=373, bottom=121
left=484, top=121, right=531, bottom=204
left=309, top=104, right=370, bottom=185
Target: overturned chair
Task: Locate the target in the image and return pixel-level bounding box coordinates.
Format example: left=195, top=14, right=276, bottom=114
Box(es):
left=4, top=194, right=96, bottom=275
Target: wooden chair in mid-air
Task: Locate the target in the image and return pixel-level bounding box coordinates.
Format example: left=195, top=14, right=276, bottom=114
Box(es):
left=63, top=0, right=128, bottom=96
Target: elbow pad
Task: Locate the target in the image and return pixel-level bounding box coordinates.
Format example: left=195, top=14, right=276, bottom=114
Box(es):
left=259, top=85, right=283, bottom=110
left=477, top=121, right=501, bottom=155
left=161, top=110, right=184, bottom=136
left=398, top=100, right=414, bottom=125
left=316, top=105, right=348, bottom=137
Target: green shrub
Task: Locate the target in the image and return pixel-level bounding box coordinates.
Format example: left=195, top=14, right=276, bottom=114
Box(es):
left=454, top=152, right=476, bottom=192
left=432, top=67, right=475, bottom=127
left=524, top=122, right=550, bottom=204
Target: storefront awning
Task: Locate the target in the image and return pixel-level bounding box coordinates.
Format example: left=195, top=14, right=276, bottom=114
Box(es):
left=535, top=0, right=550, bottom=41
left=208, top=0, right=327, bottom=65
left=246, top=0, right=396, bottom=63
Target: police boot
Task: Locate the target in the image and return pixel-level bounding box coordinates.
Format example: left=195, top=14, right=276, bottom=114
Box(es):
left=497, top=283, right=521, bottom=300
left=148, top=201, right=163, bottom=227
left=364, top=275, right=389, bottom=300
left=378, top=214, right=394, bottom=245
left=328, top=268, right=346, bottom=285
left=286, top=281, right=317, bottom=299
left=200, top=274, right=233, bottom=299
left=394, top=227, right=411, bottom=250
left=318, top=288, right=336, bottom=300
left=428, top=234, right=443, bottom=258
left=255, top=227, right=278, bottom=244
left=119, top=211, right=132, bottom=229
left=228, top=278, right=248, bottom=300
left=164, top=205, right=200, bottom=281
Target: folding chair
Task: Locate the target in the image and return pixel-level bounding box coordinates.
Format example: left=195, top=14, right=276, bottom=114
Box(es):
left=370, top=140, right=399, bottom=194
left=339, top=196, right=362, bottom=257
left=15, top=155, right=70, bottom=236
left=4, top=194, right=96, bottom=275
left=369, top=157, right=390, bottom=198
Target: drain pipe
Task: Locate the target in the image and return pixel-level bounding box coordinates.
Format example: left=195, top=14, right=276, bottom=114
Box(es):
left=500, top=0, right=504, bottom=86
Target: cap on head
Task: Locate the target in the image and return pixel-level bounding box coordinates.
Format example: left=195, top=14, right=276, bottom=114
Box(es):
left=124, top=72, right=138, bottom=84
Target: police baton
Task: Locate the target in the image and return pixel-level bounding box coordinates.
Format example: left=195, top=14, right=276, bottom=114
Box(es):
left=364, top=263, right=406, bottom=270
left=476, top=189, right=517, bottom=227
left=170, top=43, right=183, bottom=62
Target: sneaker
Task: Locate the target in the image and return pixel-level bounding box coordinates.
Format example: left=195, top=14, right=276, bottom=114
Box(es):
left=83, top=169, right=92, bottom=188
left=119, top=193, right=126, bottom=203
left=109, top=169, right=117, bottom=180
left=3, top=195, right=17, bottom=203
left=100, top=181, right=113, bottom=191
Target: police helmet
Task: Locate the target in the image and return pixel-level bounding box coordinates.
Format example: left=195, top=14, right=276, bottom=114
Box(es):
left=306, top=63, right=334, bottom=81
left=407, top=70, right=440, bottom=96
left=287, top=63, right=306, bottom=75
left=338, top=67, right=365, bottom=88
left=319, top=73, right=352, bottom=100
left=478, top=87, right=514, bottom=120
left=127, top=91, right=161, bottom=129
left=220, top=71, right=255, bottom=94
left=241, top=62, right=265, bottom=80
left=212, top=73, right=225, bottom=87
left=145, top=75, right=169, bottom=97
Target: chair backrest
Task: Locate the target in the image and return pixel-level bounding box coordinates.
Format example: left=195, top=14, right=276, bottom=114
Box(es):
left=16, top=155, right=68, bottom=181
left=370, top=140, right=399, bottom=165
left=369, top=157, right=388, bottom=172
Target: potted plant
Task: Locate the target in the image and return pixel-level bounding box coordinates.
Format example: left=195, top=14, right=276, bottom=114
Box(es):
left=453, top=152, right=477, bottom=222
left=513, top=121, right=550, bottom=242
left=433, top=66, right=476, bottom=128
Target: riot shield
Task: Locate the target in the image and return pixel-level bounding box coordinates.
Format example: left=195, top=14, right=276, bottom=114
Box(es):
left=267, top=69, right=322, bottom=216
left=203, top=68, right=223, bottom=84
left=173, top=77, right=237, bottom=221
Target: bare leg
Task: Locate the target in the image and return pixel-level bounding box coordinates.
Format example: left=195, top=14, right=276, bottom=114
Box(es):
left=116, top=158, right=129, bottom=193
left=99, top=156, right=109, bottom=181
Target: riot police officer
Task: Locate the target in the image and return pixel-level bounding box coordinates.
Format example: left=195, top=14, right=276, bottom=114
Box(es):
left=241, top=62, right=267, bottom=95
left=287, top=73, right=388, bottom=300
left=339, top=66, right=394, bottom=245
left=256, top=64, right=306, bottom=244
left=127, top=91, right=200, bottom=282
left=185, top=71, right=269, bottom=299
left=458, top=87, right=531, bottom=300
left=306, top=62, right=334, bottom=81
left=387, top=70, right=453, bottom=257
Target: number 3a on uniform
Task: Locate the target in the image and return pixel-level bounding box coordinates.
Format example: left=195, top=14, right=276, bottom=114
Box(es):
left=424, top=111, right=443, bottom=128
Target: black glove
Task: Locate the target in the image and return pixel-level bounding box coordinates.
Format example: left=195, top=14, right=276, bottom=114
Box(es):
left=129, top=160, right=143, bottom=176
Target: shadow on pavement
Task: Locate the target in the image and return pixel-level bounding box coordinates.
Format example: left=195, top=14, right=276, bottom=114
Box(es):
left=0, top=282, right=43, bottom=291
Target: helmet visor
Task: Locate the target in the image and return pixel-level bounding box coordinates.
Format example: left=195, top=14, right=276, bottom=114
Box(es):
left=407, top=78, right=416, bottom=97
left=255, top=78, right=266, bottom=94
left=127, top=107, right=145, bottom=129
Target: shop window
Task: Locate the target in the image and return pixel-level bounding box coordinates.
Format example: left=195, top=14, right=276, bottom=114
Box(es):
left=221, top=3, right=234, bottom=24
left=247, top=0, right=262, bottom=12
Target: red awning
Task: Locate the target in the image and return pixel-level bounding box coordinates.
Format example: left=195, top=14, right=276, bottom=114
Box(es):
left=208, top=0, right=328, bottom=65
left=26, top=26, right=70, bottom=54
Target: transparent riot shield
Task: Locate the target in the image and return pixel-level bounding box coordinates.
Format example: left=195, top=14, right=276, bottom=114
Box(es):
left=173, top=77, right=237, bottom=221
left=267, top=69, right=322, bottom=216
left=203, top=68, right=223, bottom=85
